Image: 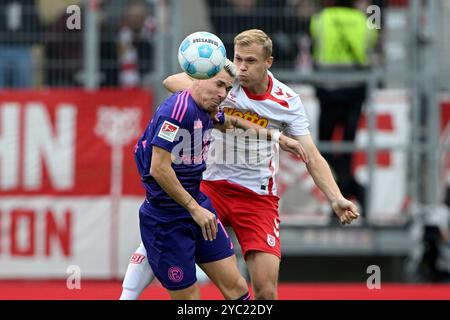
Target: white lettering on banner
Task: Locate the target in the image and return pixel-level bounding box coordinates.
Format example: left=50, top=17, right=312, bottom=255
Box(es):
left=0, top=104, right=19, bottom=189
left=0, top=198, right=115, bottom=278
left=0, top=208, right=72, bottom=257
left=13, top=210, right=35, bottom=255
left=0, top=90, right=151, bottom=279
left=24, top=103, right=76, bottom=190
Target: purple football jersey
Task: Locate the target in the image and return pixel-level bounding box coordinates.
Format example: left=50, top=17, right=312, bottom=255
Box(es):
left=134, top=90, right=214, bottom=215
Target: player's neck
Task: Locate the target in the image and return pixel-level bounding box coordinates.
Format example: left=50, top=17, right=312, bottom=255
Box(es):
left=244, top=75, right=270, bottom=95
left=190, top=90, right=202, bottom=107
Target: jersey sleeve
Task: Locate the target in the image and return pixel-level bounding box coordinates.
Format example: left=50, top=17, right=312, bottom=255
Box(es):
left=150, top=95, right=193, bottom=153
left=150, top=115, right=184, bottom=153
left=284, top=95, right=311, bottom=137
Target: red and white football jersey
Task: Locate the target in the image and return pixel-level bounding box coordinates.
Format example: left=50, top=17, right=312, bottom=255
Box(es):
left=204, top=71, right=310, bottom=195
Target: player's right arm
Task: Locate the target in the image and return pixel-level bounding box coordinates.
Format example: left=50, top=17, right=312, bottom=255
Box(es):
left=150, top=146, right=218, bottom=241
left=163, top=73, right=194, bottom=93
left=213, top=113, right=308, bottom=162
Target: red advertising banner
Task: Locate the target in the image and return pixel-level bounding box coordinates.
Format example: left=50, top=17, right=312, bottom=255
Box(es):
left=0, top=89, right=152, bottom=196
left=0, top=89, right=152, bottom=278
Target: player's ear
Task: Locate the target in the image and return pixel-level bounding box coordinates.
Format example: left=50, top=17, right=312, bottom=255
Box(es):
left=266, top=56, right=273, bottom=69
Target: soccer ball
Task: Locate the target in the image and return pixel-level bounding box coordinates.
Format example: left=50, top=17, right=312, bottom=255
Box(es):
left=178, top=31, right=227, bottom=80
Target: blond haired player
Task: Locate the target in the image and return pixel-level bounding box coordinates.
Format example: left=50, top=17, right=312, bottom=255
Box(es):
left=120, top=30, right=359, bottom=300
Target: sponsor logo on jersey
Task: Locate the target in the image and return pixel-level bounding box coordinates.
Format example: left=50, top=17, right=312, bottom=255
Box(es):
left=130, top=253, right=146, bottom=264
left=158, top=121, right=179, bottom=142
left=267, top=234, right=276, bottom=247
left=223, top=107, right=269, bottom=128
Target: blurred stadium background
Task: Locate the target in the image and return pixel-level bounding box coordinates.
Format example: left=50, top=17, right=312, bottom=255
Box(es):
left=0, top=0, right=450, bottom=299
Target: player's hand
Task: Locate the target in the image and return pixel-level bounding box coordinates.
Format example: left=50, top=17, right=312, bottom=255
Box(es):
left=279, top=135, right=309, bottom=164
left=190, top=206, right=218, bottom=241
left=331, top=197, right=360, bottom=225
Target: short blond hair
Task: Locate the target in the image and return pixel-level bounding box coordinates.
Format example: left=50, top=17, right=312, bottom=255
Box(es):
left=234, top=29, right=273, bottom=59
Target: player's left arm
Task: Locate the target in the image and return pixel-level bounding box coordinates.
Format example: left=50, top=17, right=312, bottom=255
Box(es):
left=213, top=113, right=308, bottom=163
left=150, top=146, right=218, bottom=241
left=163, top=72, right=194, bottom=93
left=293, top=134, right=360, bottom=225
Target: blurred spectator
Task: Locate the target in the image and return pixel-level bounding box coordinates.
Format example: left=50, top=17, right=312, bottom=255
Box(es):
left=207, top=0, right=260, bottom=57
left=0, top=0, right=42, bottom=88
left=179, top=0, right=212, bottom=37
left=310, top=0, right=378, bottom=220
left=208, top=0, right=308, bottom=68
left=260, top=0, right=307, bottom=69
left=117, top=0, right=156, bottom=88
left=356, top=0, right=386, bottom=70
left=288, top=0, right=320, bottom=71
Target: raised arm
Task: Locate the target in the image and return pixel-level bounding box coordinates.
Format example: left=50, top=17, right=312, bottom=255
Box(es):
left=163, top=72, right=194, bottom=93
left=213, top=113, right=309, bottom=163
left=293, top=134, right=359, bottom=225
left=163, top=58, right=235, bottom=93
left=150, top=146, right=217, bottom=240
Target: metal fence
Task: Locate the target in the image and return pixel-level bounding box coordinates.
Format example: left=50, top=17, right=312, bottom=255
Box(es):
left=1, top=0, right=449, bottom=281
left=0, top=0, right=448, bottom=225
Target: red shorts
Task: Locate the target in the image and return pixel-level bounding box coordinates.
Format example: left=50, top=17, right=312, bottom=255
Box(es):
left=200, top=180, right=281, bottom=259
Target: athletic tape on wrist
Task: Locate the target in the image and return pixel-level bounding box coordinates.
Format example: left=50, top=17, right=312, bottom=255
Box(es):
left=271, top=130, right=282, bottom=143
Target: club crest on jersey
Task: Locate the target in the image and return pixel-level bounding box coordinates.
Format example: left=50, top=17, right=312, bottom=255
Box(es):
left=158, top=121, right=179, bottom=142
left=168, top=266, right=184, bottom=283
left=267, top=234, right=276, bottom=247
left=130, top=253, right=146, bottom=264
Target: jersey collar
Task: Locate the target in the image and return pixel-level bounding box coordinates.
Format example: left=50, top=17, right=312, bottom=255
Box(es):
left=242, top=74, right=273, bottom=100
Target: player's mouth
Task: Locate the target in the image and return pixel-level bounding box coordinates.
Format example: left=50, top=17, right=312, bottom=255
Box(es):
left=210, top=100, right=220, bottom=109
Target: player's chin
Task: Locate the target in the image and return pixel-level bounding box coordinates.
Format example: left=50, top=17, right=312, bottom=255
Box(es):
left=238, top=78, right=248, bottom=85
left=208, top=104, right=219, bottom=113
